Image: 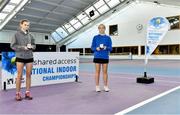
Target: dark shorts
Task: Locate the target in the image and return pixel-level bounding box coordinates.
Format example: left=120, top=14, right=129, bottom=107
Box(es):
left=93, top=58, right=109, bottom=64
left=16, top=57, right=34, bottom=64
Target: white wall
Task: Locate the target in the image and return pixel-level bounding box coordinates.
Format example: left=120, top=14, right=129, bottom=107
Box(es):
left=67, top=2, right=180, bottom=48
left=0, top=30, right=55, bottom=45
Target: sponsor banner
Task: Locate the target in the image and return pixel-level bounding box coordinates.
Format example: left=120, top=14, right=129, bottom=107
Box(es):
left=1, top=52, right=79, bottom=90
left=145, top=17, right=169, bottom=64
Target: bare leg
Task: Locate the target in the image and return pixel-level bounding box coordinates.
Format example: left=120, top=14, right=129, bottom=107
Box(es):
left=16, top=62, right=24, bottom=93
left=25, top=63, right=33, bottom=92
left=102, top=64, right=108, bottom=86
left=95, top=63, right=101, bottom=86
left=102, top=63, right=110, bottom=92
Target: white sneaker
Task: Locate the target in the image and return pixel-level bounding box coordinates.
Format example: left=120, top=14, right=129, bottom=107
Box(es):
left=96, top=86, right=101, bottom=92
left=104, top=86, right=110, bottom=92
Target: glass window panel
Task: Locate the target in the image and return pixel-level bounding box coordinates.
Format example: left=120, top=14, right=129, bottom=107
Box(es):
left=94, top=0, right=105, bottom=9
left=77, top=12, right=87, bottom=20
left=73, top=22, right=82, bottom=29
left=10, top=0, right=21, bottom=4
left=51, top=32, right=62, bottom=42
left=2, top=4, right=16, bottom=12
left=0, top=13, right=8, bottom=20
left=98, top=4, right=109, bottom=14
left=64, top=23, right=71, bottom=29
left=70, top=18, right=78, bottom=25
left=81, top=16, right=90, bottom=24
left=107, top=0, right=120, bottom=8
left=67, top=27, right=75, bottom=33
left=56, top=27, right=68, bottom=38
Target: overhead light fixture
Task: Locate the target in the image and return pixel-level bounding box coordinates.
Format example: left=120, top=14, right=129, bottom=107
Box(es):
left=89, top=10, right=95, bottom=17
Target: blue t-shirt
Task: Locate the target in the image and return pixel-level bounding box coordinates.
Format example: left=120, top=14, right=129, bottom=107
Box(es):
left=91, top=34, right=112, bottom=59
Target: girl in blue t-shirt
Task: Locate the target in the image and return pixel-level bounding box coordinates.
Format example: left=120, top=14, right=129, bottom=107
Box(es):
left=91, top=24, right=112, bottom=92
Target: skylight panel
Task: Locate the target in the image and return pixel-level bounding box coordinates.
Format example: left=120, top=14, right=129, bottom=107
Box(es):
left=51, top=32, right=62, bottom=42
left=10, top=0, right=21, bottom=4
left=97, top=4, right=109, bottom=14
left=56, top=27, right=68, bottom=38
left=2, top=4, right=16, bottom=13
left=94, top=0, right=105, bottom=9
left=106, top=0, right=120, bottom=8
left=73, top=22, right=82, bottom=29
left=0, top=13, right=8, bottom=20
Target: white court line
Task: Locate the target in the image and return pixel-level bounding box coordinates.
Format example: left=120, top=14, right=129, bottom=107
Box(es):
left=81, top=72, right=180, bottom=84
left=114, top=85, right=180, bottom=115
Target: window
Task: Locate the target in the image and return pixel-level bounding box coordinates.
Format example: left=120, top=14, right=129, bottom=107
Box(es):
left=0, top=13, right=8, bottom=20
left=169, top=45, right=179, bottom=54
left=85, top=6, right=100, bottom=20
left=81, top=16, right=91, bottom=25
left=98, top=4, right=109, bottom=14
left=85, top=48, right=92, bottom=55
left=117, top=47, right=123, bottom=53
left=94, top=0, right=109, bottom=14
left=94, top=0, right=105, bottom=9
left=105, top=0, right=120, bottom=8
left=56, top=27, right=68, bottom=38
left=77, top=12, right=90, bottom=25
left=10, top=0, right=22, bottom=4
left=67, top=27, right=76, bottom=33
left=69, top=18, right=83, bottom=29
left=158, top=45, right=168, bottom=54
left=111, top=46, right=138, bottom=55
left=141, top=46, right=145, bottom=55
left=141, top=45, right=180, bottom=55
left=73, top=22, right=83, bottom=29
left=64, top=23, right=71, bottom=29
left=64, top=23, right=75, bottom=33
left=51, top=0, right=124, bottom=39
left=51, top=32, right=62, bottom=42
left=167, top=16, right=180, bottom=30
left=70, top=18, right=78, bottom=25
left=77, top=13, right=87, bottom=20
left=2, top=4, right=16, bottom=13
left=68, top=48, right=83, bottom=55
left=109, top=25, right=118, bottom=36
left=111, top=47, right=117, bottom=53
left=131, top=46, right=138, bottom=54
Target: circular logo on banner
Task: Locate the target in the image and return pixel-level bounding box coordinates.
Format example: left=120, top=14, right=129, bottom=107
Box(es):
left=149, top=17, right=169, bottom=29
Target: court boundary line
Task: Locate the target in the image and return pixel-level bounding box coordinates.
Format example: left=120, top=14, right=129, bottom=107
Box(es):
left=80, top=72, right=180, bottom=84
left=114, top=85, right=180, bottom=115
